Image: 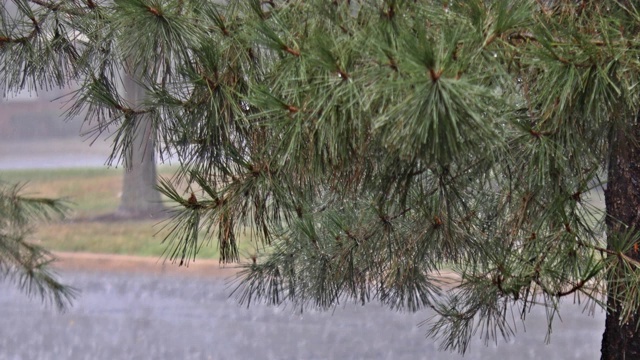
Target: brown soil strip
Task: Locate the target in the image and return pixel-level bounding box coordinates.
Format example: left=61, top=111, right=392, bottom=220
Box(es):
left=50, top=251, right=462, bottom=286
left=51, top=251, right=241, bottom=278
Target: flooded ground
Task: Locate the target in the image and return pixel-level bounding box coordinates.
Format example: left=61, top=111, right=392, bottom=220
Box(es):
left=0, top=269, right=603, bottom=360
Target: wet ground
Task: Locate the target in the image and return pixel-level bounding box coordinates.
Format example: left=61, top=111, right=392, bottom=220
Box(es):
left=1, top=269, right=604, bottom=360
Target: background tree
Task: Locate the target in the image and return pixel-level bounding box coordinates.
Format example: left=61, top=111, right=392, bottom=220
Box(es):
left=114, top=71, right=165, bottom=219
left=3, top=0, right=640, bottom=358
left=1, top=0, right=165, bottom=220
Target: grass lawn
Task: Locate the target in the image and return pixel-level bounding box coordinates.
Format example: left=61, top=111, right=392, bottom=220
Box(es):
left=1, top=166, right=255, bottom=260
left=2, top=166, right=606, bottom=261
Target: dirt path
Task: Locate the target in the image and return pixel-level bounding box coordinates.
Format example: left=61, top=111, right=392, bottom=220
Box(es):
left=51, top=251, right=241, bottom=278
left=50, top=251, right=463, bottom=294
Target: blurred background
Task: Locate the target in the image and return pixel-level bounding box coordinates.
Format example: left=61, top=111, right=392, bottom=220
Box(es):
left=0, top=91, right=605, bottom=360
left=0, top=87, right=111, bottom=169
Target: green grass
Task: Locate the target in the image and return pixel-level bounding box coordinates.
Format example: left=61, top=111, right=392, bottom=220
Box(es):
left=4, top=166, right=606, bottom=261
left=2, top=167, right=174, bottom=217
left=1, top=166, right=254, bottom=260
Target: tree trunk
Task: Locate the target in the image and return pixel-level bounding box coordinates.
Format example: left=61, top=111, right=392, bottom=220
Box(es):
left=601, top=118, right=640, bottom=359
left=115, top=71, right=164, bottom=219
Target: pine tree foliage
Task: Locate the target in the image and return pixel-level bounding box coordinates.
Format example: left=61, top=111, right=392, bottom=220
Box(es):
left=4, top=0, right=640, bottom=353
left=0, top=182, right=76, bottom=310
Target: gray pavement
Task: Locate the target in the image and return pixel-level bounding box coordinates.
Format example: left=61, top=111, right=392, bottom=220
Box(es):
left=0, top=138, right=182, bottom=171
left=0, top=138, right=113, bottom=170
left=0, top=270, right=604, bottom=360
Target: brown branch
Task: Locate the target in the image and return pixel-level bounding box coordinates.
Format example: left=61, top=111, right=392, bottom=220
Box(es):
left=576, top=240, right=640, bottom=268
left=283, top=46, right=300, bottom=57
left=429, top=68, right=442, bottom=82
left=0, top=28, right=40, bottom=46
left=508, top=31, right=538, bottom=44
left=146, top=5, right=161, bottom=17
left=28, top=0, right=94, bottom=16
left=29, top=0, right=60, bottom=11
left=506, top=29, right=612, bottom=68
left=433, top=215, right=443, bottom=229
left=483, top=33, right=498, bottom=48
left=114, top=103, right=148, bottom=116
left=176, top=0, right=185, bottom=15
left=387, top=59, right=398, bottom=72
left=532, top=273, right=595, bottom=298
left=534, top=0, right=553, bottom=16
left=529, top=129, right=542, bottom=138
left=508, top=30, right=610, bottom=48
left=382, top=4, right=395, bottom=20
left=389, top=208, right=412, bottom=221
left=529, top=129, right=555, bottom=138
left=202, top=74, right=218, bottom=91
left=344, top=229, right=359, bottom=243
left=555, top=278, right=588, bottom=297
left=285, top=104, right=299, bottom=113
left=337, top=68, right=350, bottom=81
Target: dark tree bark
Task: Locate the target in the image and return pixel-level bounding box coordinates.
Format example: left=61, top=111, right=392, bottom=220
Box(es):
left=601, top=118, right=640, bottom=359
left=114, top=72, right=164, bottom=219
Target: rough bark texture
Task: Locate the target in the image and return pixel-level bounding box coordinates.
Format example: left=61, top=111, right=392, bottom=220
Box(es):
left=115, top=72, right=165, bottom=219
left=601, top=119, right=640, bottom=360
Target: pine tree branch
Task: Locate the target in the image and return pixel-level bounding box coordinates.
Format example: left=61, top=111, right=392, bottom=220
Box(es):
left=576, top=239, right=640, bottom=268
left=0, top=0, right=97, bottom=47
left=28, top=0, right=96, bottom=16
left=29, top=0, right=61, bottom=11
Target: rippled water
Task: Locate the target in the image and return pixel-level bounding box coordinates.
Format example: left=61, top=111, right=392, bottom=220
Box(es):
left=0, top=270, right=604, bottom=360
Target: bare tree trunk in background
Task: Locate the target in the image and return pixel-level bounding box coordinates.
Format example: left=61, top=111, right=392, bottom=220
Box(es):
left=115, top=72, right=164, bottom=219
